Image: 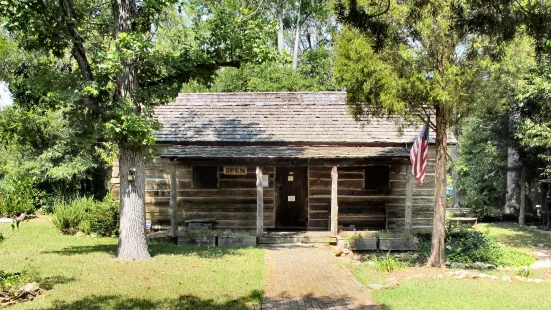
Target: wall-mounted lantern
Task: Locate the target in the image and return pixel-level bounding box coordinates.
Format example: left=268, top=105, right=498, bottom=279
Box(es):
left=128, top=168, right=137, bottom=182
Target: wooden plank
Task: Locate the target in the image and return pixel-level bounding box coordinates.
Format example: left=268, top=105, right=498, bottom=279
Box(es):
left=170, top=161, right=178, bottom=238
left=331, top=166, right=338, bottom=236
left=405, top=165, right=413, bottom=233
left=256, top=167, right=264, bottom=236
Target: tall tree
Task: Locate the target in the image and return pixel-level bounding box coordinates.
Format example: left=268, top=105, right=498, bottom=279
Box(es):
left=335, top=0, right=504, bottom=266
left=1, top=0, right=277, bottom=260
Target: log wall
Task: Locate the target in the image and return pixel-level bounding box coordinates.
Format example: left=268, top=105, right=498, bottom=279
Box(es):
left=110, top=147, right=437, bottom=233
left=143, top=160, right=275, bottom=229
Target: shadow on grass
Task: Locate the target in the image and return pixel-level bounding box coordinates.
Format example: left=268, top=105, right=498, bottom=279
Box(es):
left=263, top=292, right=382, bottom=310
left=41, top=242, right=248, bottom=258
left=46, top=290, right=264, bottom=310
left=39, top=275, right=75, bottom=290
left=481, top=223, right=551, bottom=248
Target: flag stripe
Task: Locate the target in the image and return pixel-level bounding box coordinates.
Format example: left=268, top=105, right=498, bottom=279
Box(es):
left=410, top=125, right=429, bottom=184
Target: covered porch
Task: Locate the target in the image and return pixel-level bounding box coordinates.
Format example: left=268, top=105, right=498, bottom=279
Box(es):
left=159, top=144, right=417, bottom=241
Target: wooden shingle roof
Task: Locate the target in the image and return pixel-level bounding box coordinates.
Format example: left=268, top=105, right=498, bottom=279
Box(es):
left=154, top=92, right=445, bottom=144
left=161, top=145, right=411, bottom=159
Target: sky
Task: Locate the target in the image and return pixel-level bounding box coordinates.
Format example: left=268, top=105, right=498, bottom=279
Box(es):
left=0, top=82, right=13, bottom=108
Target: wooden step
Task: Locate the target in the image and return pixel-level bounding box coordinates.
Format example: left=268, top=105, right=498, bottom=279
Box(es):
left=258, top=236, right=336, bottom=244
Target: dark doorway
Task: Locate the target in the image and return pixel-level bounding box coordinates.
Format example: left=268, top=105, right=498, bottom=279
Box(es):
left=275, top=167, right=308, bottom=229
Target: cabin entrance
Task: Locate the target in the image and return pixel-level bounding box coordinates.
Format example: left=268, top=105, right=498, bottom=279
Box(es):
left=275, top=167, right=308, bottom=229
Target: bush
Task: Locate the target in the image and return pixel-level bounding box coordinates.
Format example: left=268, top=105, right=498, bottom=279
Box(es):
left=86, top=196, right=119, bottom=237
left=444, top=229, right=502, bottom=264
left=414, top=228, right=536, bottom=266
left=373, top=253, right=407, bottom=272
left=52, top=196, right=120, bottom=236
left=0, top=271, right=25, bottom=291
left=52, top=197, right=90, bottom=235
left=0, top=176, right=40, bottom=217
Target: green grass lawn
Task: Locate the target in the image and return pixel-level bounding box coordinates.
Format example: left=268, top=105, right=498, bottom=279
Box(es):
left=372, top=277, right=551, bottom=310
left=349, top=222, right=551, bottom=310
left=0, top=216, right=264, bottom=309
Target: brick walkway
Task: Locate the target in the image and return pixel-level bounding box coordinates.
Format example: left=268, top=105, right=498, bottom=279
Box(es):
left=263, top=246, right=381, bottom=310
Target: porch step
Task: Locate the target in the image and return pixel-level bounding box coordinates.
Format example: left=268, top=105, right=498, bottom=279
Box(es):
left=258, top=236, right=336, bottom=244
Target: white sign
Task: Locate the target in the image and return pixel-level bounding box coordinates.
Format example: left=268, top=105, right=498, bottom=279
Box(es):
left=145, top=220, right=152, bottom=230
left=223, top=166, right=247, bottom=175
left=262, top=175, right=269, bottom=187
left=288, top=175, right=294, bottom=181
left=288, top=196, right=295, bottom=202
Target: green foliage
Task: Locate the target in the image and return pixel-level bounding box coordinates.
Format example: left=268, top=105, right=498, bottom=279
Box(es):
left=52, top=197, right=90, bottom=235
left=498, top=248, right=535, bottom=267
left=86, top=196, right=120, bottom=237
left=0, top=271, right=24, bottom=291
left=52, top=196, right=120, bottom=236
left=517, top=266, right=534, bottom=278
left=373, top=253, right=407, bottom=272
left=0, top=175, right=41, bottom=216
left=335, top=2, right=503, bottom=121
left=184, top=56, right=337, bottom=93
left=415, top=228, right=535, bottom=266
left=444, top=229, right=503, bottom=264
left=456, top=113, right=508, bottom=217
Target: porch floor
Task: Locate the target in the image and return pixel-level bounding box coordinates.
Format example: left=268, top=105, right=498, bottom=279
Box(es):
left=259, top=231, right=337, bottom=244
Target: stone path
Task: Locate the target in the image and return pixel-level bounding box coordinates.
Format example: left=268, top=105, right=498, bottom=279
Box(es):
left=263, top=246, right=381, bottom=310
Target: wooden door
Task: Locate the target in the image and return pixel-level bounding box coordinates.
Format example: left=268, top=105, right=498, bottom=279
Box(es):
left=275, top=167, right=308, bottom=229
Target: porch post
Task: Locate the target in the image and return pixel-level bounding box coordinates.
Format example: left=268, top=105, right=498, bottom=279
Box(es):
left=170, top=159, right=178, bottom=241
left=405, top=165, right=413, bottom=234
left=331, top=166, right=338, bottom=236
left=256, top=167, right=264, bottom=237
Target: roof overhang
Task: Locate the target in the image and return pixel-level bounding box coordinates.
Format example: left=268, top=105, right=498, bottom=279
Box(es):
left=162, top=145, right=410, bottom=159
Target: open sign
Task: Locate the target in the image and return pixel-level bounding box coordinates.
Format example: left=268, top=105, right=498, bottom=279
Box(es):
left=223, top=166, right=247, bottom=175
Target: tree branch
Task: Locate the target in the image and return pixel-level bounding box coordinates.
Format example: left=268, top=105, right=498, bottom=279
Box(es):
left=58, top=0, right=94, bottom=81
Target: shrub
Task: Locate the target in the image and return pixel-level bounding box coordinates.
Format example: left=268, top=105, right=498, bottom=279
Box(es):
left=86, top=196, right=120, bottom=237
left=0, top=271, right=24, bottom=291
left=444, top=229, right=503, bottom=264
left=0, top=176, right=43, bottom=217
left=52, top=197, right=91, bottom=235
left=414, top=228, right=536, bottom=266
left=373, top=253, right=407, bottom=272
left=52, top=196, right=120, bottom=236
left=517, top=266, right=533, bottom=278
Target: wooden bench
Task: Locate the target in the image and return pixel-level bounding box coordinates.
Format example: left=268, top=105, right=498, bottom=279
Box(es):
left=447, top=208, right=478, bottom=229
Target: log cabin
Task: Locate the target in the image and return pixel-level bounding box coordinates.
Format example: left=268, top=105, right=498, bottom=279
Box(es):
left=111, top=92, right=448, bottom=242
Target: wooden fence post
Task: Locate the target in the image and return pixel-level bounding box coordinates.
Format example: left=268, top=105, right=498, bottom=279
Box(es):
left=170, top=160, right=178, bottom=242
left=256, top=167, right=264, bottom=237
left=331, top=166, right=338, bottom=236
left=405, top=165, right=413, bottom=233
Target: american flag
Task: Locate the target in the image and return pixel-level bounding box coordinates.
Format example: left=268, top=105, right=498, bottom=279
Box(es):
left=410, top=125, right=429, bottom=184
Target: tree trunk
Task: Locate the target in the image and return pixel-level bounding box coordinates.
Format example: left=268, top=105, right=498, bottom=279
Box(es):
left=112, top=0, right=151, bottom=260
left=505, top=146, right=521, bottom=215
left=451, top=125, right=460, bottom=208
left=292, top=0, right=301, bottom=70
left=427, top=105, right=447, bottom=268
left=519, top=166, right=526, bottom=225
left=505, top=110, right=521, bottom=215
left=277, top=7, right=284, bottom=54
left=116, top=145, right=150, bottom=260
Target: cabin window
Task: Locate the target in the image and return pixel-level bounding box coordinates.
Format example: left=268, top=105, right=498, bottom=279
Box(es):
left=193, top=166, right=218, bottom=189
left=365, top=166, right=390, bottom=190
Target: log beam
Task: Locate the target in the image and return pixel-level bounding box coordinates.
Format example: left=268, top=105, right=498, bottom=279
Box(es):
left=256, top=167, right=264, bottom=237
left=170, top=160, right=178, bottom=241
left=405, top=165, right=413, bottom=233
left=331, top=166, right=338, bottom=236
